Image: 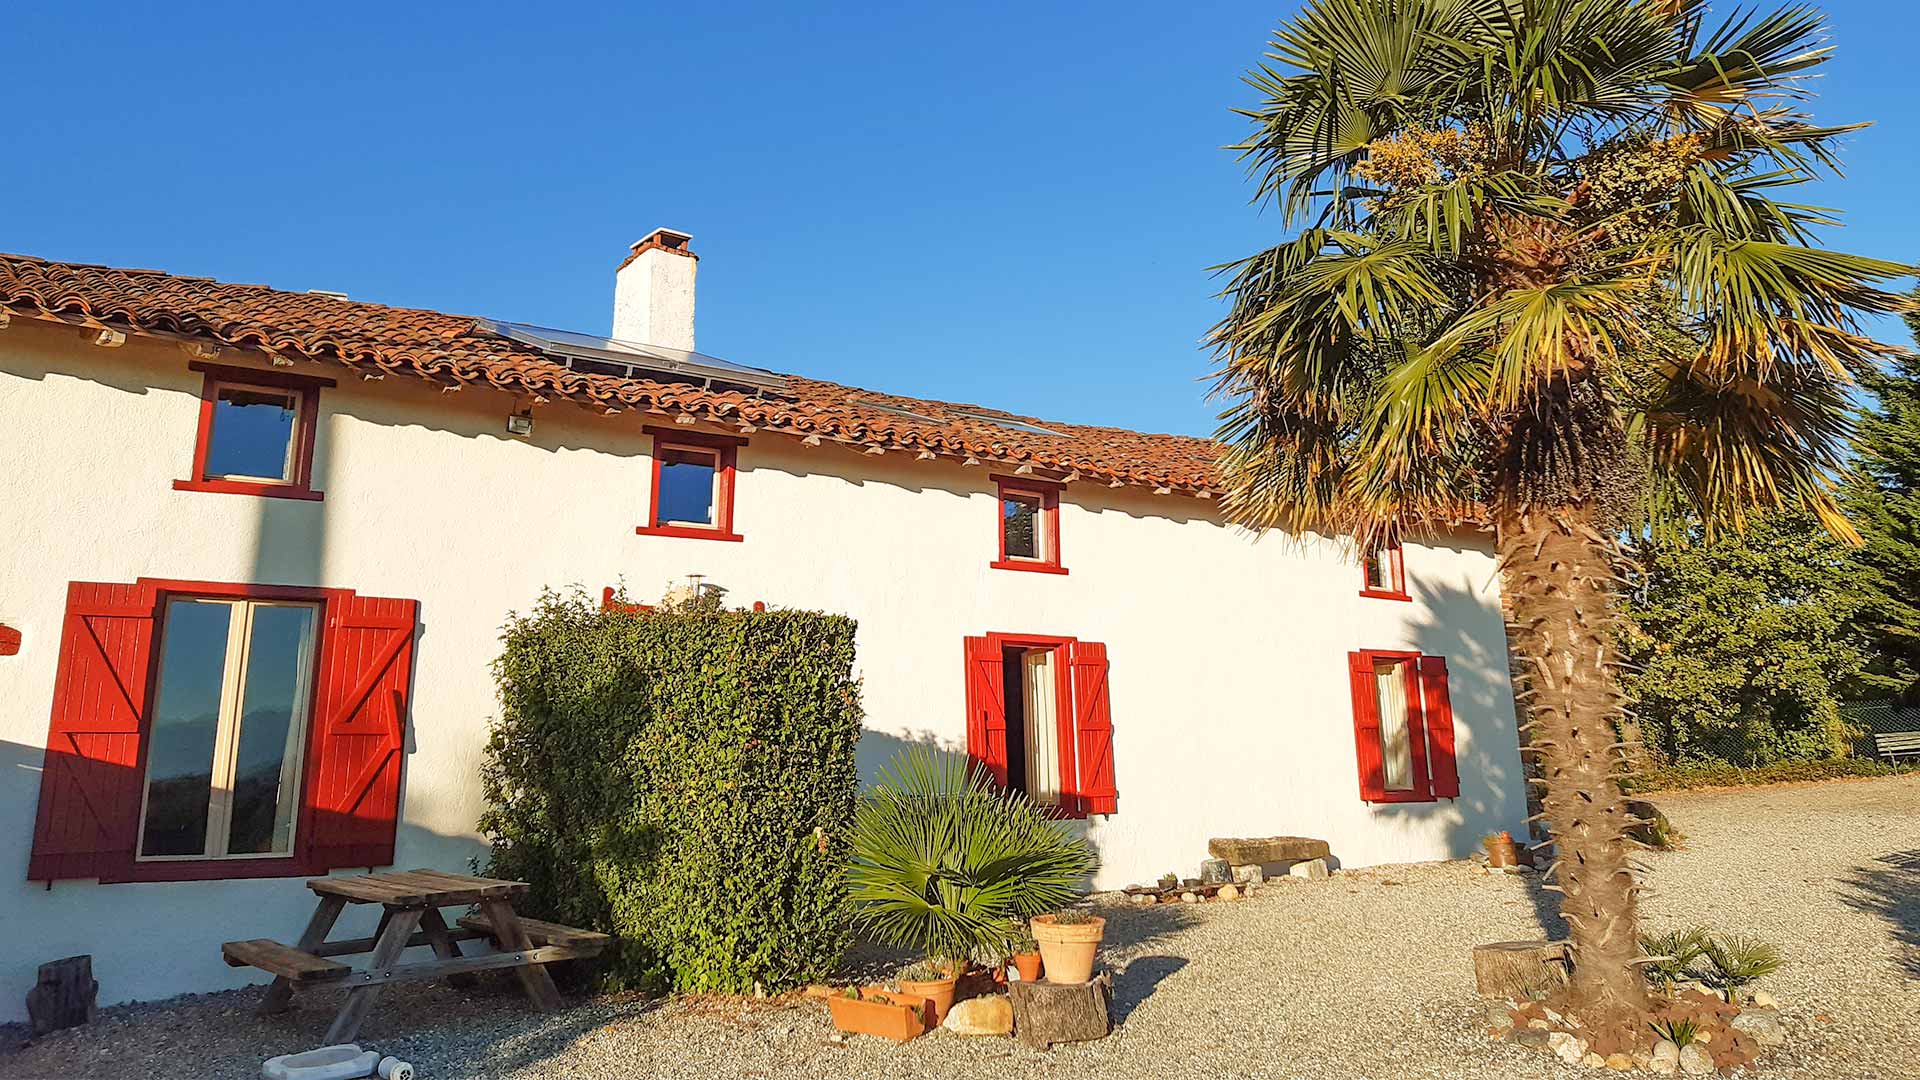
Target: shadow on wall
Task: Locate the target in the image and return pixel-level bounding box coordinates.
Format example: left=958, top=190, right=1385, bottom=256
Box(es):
left=1841, top=849, right=1920, bottom=979
left=1406, top=575, right=1565, bottom=939
left=853, top=725, right=953, bottom=788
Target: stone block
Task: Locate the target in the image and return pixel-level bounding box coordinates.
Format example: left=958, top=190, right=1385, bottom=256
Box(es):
left=1288, top=857, right=1330, bottom=880
left=1207, top=836, right=1330, bottom=865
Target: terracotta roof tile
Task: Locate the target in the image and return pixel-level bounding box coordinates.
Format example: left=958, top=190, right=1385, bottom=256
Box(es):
left=0, top=252, right=1220, bottom=491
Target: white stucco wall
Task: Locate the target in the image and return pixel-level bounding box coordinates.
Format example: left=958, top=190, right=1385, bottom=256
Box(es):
left=0, top=321, right=1526, bottom=1019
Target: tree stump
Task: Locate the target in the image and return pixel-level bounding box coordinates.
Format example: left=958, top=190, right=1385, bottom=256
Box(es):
left=1472, top=940, right=1570, bottom=999
left=26, top=955, right=97, bottom=1037
left=1008, top=972, right=1112, bottom=1049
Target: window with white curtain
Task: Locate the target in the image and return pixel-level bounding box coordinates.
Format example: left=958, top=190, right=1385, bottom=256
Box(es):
left=1373, top=657, right=1416, bottom=791
left=1023, top=648, right=1062, bottom=805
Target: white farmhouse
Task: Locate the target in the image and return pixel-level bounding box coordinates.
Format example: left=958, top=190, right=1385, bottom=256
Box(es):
left=0, top=231, right=1527, bottom=1017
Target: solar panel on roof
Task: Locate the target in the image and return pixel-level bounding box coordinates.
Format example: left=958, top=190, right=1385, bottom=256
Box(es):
left=481, top=319, right=789, bottom=393
left=856, top=402, right=943, bottom=423
left=950, top=410, right=1066, bottom=437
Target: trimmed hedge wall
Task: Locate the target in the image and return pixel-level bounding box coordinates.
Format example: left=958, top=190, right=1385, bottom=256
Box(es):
left=480, top=589, right=862, bottom=994
left=1623, top=756, right=1917, bottom=793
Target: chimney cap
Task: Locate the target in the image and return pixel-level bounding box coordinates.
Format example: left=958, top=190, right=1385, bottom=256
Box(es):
left=631, top=227, right=694, bottom=254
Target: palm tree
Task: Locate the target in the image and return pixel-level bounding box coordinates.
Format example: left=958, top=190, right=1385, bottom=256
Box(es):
left=1212, top=0, right=1908, bottom=1041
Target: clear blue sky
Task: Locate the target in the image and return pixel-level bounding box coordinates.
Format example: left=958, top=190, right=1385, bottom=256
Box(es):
left=5, top=1, right=1913, bottom=438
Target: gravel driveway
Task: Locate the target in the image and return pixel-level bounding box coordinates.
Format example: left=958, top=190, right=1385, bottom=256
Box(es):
left=5, top=775, right=1915, bottom=1080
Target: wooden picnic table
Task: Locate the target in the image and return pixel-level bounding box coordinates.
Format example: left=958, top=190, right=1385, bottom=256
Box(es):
left=222, top=869, right=609, bottom=1043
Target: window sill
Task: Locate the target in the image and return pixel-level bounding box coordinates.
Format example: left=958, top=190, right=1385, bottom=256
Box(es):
left=991, top=560, right=1069, bottom=576
left=1364, top=790, right=1440, bottom=804
left=99, top=857, right=321, bottom=884
left=1358, top=588, right=1412, bottom=602
left=174, top=479, right=324, bottom=501
left=636, top=524, right=744, bottom=542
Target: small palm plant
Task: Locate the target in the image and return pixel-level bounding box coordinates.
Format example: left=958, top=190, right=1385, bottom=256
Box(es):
left=1638, top=926, right=1710, bottom=994
left=848, top=748, right=1097, bottom=968
left=1651, top=1017, right=1699, bottom=1049
left=1700, top=932, right=1783, bottom=1003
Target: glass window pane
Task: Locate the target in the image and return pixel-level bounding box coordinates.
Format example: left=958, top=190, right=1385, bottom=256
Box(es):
left=1003, top=493, right=1041, bottom=560
left=1374, top=659, right=1415, bottom=791
left=657, top=447, right=717, bottom=526
left=142, top=600, right=234, bottom=857
left=1023, top=649, right=1061, bottom=805
left=206, top=386, right=298, bottom=481
left=226, top=605, right=317, bottom=856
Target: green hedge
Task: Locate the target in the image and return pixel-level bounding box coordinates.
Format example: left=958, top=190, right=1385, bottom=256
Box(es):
left=479, top=588, right=862, bottom=994
left=1623, top=756, right=1917, bottom=793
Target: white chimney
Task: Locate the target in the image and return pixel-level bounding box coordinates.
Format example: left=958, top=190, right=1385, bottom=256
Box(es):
left=613, top=227, right=697, bottom=350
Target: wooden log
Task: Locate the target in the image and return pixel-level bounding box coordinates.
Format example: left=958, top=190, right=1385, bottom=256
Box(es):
left=1008, top=972, right=1112, bottom=1050
left=1472, top=940, right=1570, bottom=998
left=26, top=955, right=97, bottom=1037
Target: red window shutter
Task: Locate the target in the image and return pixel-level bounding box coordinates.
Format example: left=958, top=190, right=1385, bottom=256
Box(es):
left=1419, top=655, right=1460, bottom=798
left=28, top=582, right=159, bottom=881
left=963, top=636, right=1009, bottom=786
left=304, top=594, right=417, bottom=871
left=1347, top=651, right=1387, bottom=802
left=1067, top=641, right=1118, bottom=815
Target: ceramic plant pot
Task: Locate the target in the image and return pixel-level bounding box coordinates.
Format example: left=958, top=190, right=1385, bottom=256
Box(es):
left=1485, top=831, right=1518, bottom=869
left=1030, top=914, right=1105, bottom=985
left=897, top=972, right=960, bottom=1024
left=1011, top=951, right=1044, bottom=982
left=827, top=988, right=933, bottom=1042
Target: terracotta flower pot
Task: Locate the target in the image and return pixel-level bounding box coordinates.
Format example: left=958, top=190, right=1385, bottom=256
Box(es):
left=1485, top=831, right=1518, bottom=869
left=827, top=988, right=932, bottom=1042
left=1030, top=914, right=1105, bottom=985
left=1011, top=951, right=1044, bottom=982
left=897, top=972, right=959, bottom=1024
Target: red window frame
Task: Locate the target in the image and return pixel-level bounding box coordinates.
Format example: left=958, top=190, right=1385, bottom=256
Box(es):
left=1345, top=649, right=1460, bottom=804
left=963, top=632, right=1117, bottom=818
left=1359, top=542, right=1410, bottom=600
left=172, top=361, right=331, bottom=501
left=637, top=426, right=745, bottom=542
left=991, top=475, right=1067, bottom=575
left=27, top=578, right=418, bottom=884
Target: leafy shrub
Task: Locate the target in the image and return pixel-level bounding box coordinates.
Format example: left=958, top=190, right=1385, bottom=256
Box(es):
left=1624, top=757, right=1915, bottom=793
left=480, top=587, right=863, bottom=994
left=849, top=748, right=1096, bottom=966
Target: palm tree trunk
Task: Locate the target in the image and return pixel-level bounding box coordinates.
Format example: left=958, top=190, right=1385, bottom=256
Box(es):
left=1499, top=505, right=1650, bottom=1042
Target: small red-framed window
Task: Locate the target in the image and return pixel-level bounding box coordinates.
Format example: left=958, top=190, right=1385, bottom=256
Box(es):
left=26, top=578, right=417, bottom=883
left=1345, top=650, right=1460, bottom=804
left=963, top=633, right=1116, bottom=817
left=991, top=475, right=1066, bottom=575
left=173, top=361, right=331, bottom=501
left=637, top=426, right=745, bottom=542
left=1360, top=542, right=1410, bottom=600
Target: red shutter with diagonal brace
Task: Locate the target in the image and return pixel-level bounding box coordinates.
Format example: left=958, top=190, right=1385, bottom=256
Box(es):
left=1067, top=641, right=1117, bottom=815
left=963, top=636, right=1008, bottom=786
left=28, top=582, right=159, bottom=881
left=1419, top=655, right=1460, bottom=798
left=304, top=594, right=417, bottom=871
left=1348, top=651, right=1387, bottom=802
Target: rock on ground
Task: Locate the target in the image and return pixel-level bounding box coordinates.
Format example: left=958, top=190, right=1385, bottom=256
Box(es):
left=942, top=995, right=1013, bottom=1037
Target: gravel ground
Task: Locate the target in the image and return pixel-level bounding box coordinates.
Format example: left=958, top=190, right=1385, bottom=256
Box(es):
left=4, top=775, right=1915, bottom=1080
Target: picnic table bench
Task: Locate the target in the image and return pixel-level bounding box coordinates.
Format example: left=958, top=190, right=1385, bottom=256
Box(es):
left=223, top=869, right=609, bottom=1043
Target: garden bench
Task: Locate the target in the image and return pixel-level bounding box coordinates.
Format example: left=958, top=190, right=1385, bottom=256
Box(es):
left=223, top=869, right=609, bottom=1043
left=1871, top=731, right=1920, bottom=762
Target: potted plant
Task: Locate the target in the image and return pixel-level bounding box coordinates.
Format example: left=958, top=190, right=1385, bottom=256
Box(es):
left=848, top=748, right=1098, bottom=1008
left=827, top=986, right=934, bottom=1042
left=1008, top=923, right=1044, bottom=982
left=1483, top=831, right=1518, bottom=869
left=1031, top=910, right=1106, bottom=984
left=895, top=959, right=960, bottom=1024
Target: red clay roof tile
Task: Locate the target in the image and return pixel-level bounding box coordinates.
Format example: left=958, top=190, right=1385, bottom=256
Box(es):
left=0, top=252, right=1220, bottom=491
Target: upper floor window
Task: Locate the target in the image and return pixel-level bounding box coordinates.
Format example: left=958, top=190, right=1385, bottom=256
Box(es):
left=991, top=475, right=1066, bottom=575
left=1360, top=541, right=1409, bottom=600
left=638, top=426, right=744, bottom=542
left=173, top=361, right=330, bottom=501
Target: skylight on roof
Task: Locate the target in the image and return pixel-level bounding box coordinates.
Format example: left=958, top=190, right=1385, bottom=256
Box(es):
left=481, top=319, right=788, bottom=394
left=951, top=411, right=1066, bottom=437
left=856, top=402, right=942, bottom=423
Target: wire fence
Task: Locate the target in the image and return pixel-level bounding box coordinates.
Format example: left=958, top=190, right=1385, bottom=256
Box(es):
left=1621, top=699, right=1919, bottom=771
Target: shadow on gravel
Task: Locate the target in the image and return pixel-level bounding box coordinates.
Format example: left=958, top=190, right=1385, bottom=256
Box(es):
left=1098, top=896, right=1200, bottom=953
left=1111, top=955, right=1188, bottom=1025
left=459, top=996, right=670, bottom=1078
left=1839, top=848, right=1920, bottom=978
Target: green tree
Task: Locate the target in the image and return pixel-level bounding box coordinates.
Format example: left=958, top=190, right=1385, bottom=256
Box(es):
left=1622, top=515, right=1866, bottom=765
left=1843, top=289, right=1920, bottom=699
left=1213, top=0, right=1907, bottom=1039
